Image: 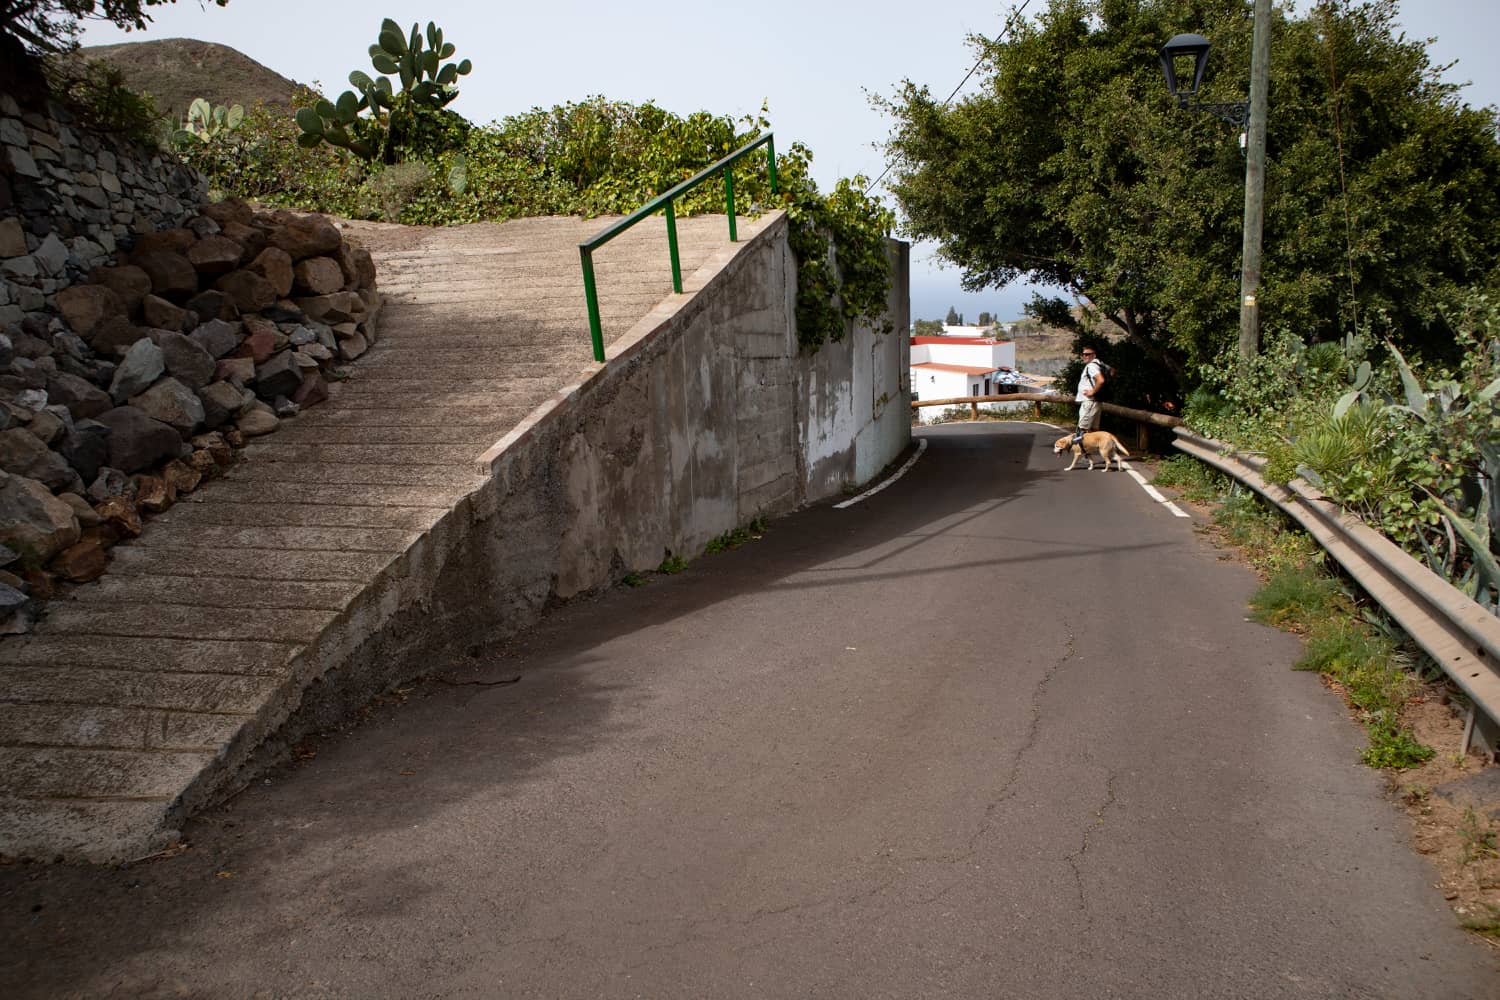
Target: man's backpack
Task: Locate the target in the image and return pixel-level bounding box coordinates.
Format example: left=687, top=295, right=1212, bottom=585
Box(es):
left=1085, top=358, right=1115, bottom=399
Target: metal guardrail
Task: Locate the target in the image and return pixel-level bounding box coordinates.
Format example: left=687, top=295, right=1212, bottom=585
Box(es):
left=1172, top=428, right=1500, bottom=757
left=578, top=134, right=778, bottom=363
left=908, top=389, right=1499, bottom=755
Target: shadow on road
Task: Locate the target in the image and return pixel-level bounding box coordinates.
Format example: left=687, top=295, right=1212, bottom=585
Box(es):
left=0, top=421, right=1167, bottom=996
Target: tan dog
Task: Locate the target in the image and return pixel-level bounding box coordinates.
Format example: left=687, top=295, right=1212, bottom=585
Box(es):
left=1053, top=431, right=1130, bottom=471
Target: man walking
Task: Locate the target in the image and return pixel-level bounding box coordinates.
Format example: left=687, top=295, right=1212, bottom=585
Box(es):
left=1072, top=347, right=1105, bottom=444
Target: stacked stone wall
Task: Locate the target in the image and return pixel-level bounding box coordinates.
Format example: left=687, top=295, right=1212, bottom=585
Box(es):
left=0, top=92, right=205, bottom=325
left=0, top=91, right=381, bottom=634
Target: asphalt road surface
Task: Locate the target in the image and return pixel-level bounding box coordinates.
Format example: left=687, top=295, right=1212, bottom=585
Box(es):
left=4, top=422, right=1497, bottom=998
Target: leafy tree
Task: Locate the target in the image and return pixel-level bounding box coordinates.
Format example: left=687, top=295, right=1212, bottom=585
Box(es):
left=0, top=1, right=226, bottom=53
left=944, top=305, right=960, bottom=325
left=977, top=310, right=992, bottom=326
left=882, top=0, right=1500, bottom=389
left=913, top=318, right=944, bottom=336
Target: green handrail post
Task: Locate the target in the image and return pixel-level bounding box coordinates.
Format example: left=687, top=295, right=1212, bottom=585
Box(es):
left=725, top=166, right=737, bottom=242
left=580, top=246, right=605, bottom=362
left=665, top=200, right=682, bottom=294
left=577, top=132, right=775, bottom=362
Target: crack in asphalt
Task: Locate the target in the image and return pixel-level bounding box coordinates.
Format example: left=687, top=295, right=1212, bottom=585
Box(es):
left=570, top=627, right=1091, bottom=974
left=1064, top=767, right=1121, bottom=930
left=962, top=626, right=1077, bottom=858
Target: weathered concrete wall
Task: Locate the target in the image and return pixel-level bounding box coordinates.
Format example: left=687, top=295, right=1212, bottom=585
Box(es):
left=799, top=240, right=911, bottom=499
left=478, top=211, right=911, bottom=606
left=247, top=213, right=911, bottom=769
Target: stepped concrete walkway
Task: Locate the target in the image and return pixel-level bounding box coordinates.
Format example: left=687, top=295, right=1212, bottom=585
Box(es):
left=0, top=213, right=751, bottom=862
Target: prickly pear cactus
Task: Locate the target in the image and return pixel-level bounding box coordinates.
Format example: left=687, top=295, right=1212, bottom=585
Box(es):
left=175, top=97, right=244, bottom=145
left=296, top=17, right=471, bottom=162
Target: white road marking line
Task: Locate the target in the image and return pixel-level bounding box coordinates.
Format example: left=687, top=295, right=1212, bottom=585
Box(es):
left=1120, top=461, right=1192, bottom=518
left=835, top=439, right=928, bottom=509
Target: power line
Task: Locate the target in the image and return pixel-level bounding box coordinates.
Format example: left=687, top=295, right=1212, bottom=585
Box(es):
left=863, top=0, right=1034, bottom=197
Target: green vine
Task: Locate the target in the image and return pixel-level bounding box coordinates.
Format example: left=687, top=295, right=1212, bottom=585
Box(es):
left=778, top=142, right=895, bottom=348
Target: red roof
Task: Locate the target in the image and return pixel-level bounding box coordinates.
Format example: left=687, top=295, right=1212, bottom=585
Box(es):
left=912, top=362, right=1003, bottom=376
left=911, top=336, right=1002, bottom=346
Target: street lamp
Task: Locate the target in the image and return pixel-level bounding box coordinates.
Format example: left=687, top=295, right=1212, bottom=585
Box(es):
left=1159, top=33, right=1249, bottom=128
left=1159, top=0, right=1272, bottom=361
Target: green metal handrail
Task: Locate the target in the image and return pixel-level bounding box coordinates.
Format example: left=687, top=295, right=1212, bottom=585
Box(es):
left=578, top=133, right=778, bottom=362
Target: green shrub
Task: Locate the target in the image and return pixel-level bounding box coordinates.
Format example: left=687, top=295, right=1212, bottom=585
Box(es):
left=1151, top=454, right=1225, bottom=500
left=1186, top=308, right=1500, bottom=610
left=182, top=88, right=368, bottom=212
left=364, top=161, right=433, bottom=222
left=47, top=56, right=163, bottom=149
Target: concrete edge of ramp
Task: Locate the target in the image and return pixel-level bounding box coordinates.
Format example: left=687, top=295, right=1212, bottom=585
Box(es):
left=1, top=211, right=790, bottom=863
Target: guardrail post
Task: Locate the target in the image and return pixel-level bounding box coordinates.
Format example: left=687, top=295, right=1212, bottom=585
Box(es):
left=665, top=200, right=683, bottom=294
left=724, top=167, right=737, bottom=242
left=579, top=246, right=605, bottom=363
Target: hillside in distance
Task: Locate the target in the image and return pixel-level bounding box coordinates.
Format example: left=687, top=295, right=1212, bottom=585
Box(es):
left=80, top=38, right=305, bottom=121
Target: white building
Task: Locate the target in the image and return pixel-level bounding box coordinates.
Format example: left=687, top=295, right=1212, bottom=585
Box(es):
left=939, top=323, right=994, bottom=338
left=910, top=335, right=1027, bottom=424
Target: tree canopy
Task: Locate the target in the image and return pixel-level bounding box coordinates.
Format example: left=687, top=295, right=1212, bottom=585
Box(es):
left=882, top=0, right=1500, bottom=383
left=1, top=1, right=226, bottom=53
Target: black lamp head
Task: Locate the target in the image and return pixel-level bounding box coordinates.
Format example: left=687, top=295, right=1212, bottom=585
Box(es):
left=1160, top=33, right=1212, bottom=105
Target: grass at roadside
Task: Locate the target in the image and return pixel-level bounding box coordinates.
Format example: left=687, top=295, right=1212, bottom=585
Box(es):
left=704, top=517, right=768, bottom=555
left=1152, top=455, right=1436, bottom=769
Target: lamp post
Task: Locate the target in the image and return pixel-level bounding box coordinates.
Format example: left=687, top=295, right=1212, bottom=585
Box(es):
left=1159, top=0, right=1272, bottom=361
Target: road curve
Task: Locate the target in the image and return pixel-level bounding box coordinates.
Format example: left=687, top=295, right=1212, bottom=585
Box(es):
left=3, top=422, right=1495, bottom=998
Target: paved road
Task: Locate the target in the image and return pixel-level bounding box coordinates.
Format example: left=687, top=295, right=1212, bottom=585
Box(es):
left=3, top=423, right=1496, bottom=998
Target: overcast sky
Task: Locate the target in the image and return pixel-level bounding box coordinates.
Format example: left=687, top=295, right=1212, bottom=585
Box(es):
left=82, top=1, right=1500, bottom=325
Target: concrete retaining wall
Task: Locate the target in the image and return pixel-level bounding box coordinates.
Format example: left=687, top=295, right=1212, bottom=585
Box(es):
left=245, top=212, right=911, bottom=773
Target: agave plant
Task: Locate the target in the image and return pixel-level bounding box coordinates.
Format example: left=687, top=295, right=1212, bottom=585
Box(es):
left=1381, top=339, right=1500, bottom=608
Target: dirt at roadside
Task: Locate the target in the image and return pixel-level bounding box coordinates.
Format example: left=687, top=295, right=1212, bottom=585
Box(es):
left=1391, top=696, right=1500, bottom=946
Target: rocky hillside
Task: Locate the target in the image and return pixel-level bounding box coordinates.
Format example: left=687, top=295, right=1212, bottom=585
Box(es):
left=80, top=38, right=304, bottom=121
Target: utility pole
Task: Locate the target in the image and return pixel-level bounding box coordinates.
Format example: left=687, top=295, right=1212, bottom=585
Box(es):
left=1239, top=0, right=1272, bottom=360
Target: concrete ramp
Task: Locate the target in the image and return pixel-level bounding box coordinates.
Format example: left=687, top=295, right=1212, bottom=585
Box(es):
left=0, top=214, right=753, bottom=862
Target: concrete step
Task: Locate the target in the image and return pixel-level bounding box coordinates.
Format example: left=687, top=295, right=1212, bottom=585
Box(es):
left=222, top=462, right=478, bottom=488
left=3, top=636, right=298, bottom=674
left=67, top=575, right=367, bottom=612
left=151, top=501, right=445, bottom=531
